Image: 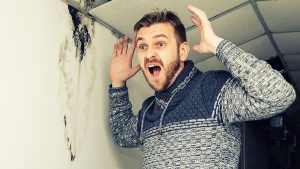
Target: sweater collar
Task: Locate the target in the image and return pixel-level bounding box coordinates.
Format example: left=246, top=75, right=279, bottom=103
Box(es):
left=155, top=60, right=197, bottom=100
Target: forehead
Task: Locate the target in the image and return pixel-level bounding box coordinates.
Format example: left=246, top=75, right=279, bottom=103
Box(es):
left=136, top=22, right=176, bottom=41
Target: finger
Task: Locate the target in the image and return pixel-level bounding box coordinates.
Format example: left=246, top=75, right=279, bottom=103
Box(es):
left=187, top=5, right=205, bottom=18
left=112, top=42, right=117, bottom=57
left=128, top=39, right=137, bottom=59
left=188, top=5, right=208, bottom=26
left=122, top=36, right=128, bottom=55
left=129, top=64, right=141, bottom=77
left=117, top=39, right=123, bottom=56
left=190, top=15, right=201, bottom=27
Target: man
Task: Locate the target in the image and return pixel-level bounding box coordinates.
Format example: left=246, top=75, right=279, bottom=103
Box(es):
left=108, top=5, right=295, bottom=169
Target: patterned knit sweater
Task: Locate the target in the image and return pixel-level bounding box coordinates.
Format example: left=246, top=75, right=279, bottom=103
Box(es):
left=108, top=40, right=296, bottom=169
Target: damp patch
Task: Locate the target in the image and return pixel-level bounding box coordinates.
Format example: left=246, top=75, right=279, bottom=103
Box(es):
left=59, top=5, right=96, bottom=162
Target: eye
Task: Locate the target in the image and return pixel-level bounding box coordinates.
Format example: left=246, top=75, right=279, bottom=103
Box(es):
left=138, top=44, right=147, bottom=50
left=156, top=41, right=165, bottom=48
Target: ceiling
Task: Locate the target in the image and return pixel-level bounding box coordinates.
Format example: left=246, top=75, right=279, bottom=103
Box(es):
left=67, top=0, right=300, bottom=123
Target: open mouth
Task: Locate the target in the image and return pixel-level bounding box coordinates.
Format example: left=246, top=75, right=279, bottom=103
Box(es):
left=148, top=64, right=161, bottom=77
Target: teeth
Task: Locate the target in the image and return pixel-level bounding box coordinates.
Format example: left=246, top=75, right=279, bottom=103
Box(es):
left=148, top=64, right=155, bottom=68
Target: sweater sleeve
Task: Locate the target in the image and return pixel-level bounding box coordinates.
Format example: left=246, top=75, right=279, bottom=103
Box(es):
left=108, top=85, right=139, bottom=148
left=212, top=40, right=296, bottom=124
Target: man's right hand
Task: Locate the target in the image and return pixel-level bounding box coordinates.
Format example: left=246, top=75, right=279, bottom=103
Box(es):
left=110, top=36, right=141, bottom=87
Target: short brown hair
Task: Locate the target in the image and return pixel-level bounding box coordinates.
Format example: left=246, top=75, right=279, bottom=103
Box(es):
left=134, top=10, right=187, bottom=44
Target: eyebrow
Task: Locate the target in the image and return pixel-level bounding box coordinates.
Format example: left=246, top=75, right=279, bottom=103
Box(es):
left=136, top=34, right=168, bottom=42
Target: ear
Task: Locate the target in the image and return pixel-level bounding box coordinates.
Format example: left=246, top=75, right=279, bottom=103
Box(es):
left=179, top=42, right=189, bottom=61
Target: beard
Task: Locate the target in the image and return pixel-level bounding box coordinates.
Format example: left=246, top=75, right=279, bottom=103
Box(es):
left=142, top=54, right=180, bottom=92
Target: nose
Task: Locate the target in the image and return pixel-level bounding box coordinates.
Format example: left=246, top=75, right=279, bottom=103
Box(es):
left=145, top=46, right=156, bottom=60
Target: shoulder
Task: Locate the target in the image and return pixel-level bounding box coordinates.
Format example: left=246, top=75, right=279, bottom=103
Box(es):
left=200, top=70, right=232, bottom=88
left=202, top=70, right=231, bottom=81
left=198, top=70, right=233, bottom=113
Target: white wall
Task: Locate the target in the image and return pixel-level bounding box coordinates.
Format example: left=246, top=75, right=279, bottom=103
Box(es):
left=0, top=0, right=148, bottom=168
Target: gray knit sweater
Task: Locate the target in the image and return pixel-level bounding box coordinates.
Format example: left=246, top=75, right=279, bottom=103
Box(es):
left=108, top=40, right=296, bottom=169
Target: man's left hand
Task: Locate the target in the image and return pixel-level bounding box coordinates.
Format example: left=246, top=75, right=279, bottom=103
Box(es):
left=188, top=5, right=223, bottom=55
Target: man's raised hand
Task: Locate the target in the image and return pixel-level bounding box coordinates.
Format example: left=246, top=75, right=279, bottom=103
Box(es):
left=188, top=5, right=223, bottom=55
left=110, top=36, right=140, bottom=87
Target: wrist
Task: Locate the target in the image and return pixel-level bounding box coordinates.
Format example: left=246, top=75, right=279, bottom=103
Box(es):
left=211, top=36, right=224, bottom=55
left=111, top=80, right=125, bottom=88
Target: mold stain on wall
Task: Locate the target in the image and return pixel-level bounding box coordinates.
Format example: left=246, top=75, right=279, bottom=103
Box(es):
left=68, top=5, right=93, bottom=62
left=58, top=5, right=96, bottom=161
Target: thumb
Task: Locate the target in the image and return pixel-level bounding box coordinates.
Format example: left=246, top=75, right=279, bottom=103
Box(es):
left=129, top=64, right=141, bottom=77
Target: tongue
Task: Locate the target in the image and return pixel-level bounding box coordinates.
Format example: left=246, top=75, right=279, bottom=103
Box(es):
left=153, top=67, right=160, bottom=77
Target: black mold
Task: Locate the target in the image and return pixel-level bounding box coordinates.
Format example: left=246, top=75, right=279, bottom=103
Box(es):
left=71, top=153, right=75, bottom=161
left=64, top=115, right=67, bottom=127
left=68, top=5, right=93, bottom=62
left=85, top=0, right=97, bottom=10
left=70, top=144, right=75, bottom=161
left=85, top=0, right=111, bottom=10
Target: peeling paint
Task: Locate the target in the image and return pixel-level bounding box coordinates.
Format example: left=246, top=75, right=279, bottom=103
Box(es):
left=59, top=5, right=96, bottom=162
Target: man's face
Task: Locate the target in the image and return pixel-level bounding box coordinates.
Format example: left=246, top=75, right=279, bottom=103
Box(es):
left=136, top=23, right=183, bottom=92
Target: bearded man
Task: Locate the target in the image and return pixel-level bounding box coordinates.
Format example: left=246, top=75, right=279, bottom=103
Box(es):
left=108, top=5, right=295, bottom=169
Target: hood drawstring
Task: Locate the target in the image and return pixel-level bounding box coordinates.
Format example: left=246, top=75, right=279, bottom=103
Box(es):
left=139, top=100, right=154, bottom=145
left=139, top=91, right=178, bottom=145
left=158, top=91, right=179, bottom=134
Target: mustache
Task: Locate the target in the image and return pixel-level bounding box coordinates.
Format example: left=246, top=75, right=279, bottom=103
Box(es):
left=144, top=58, right=164, bottom=67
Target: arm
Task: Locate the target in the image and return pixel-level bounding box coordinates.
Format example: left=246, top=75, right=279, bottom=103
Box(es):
left=214, top=40, right=296, bottom=123
left=108, top=36, right=141, bottom=147
left=109, top=85, right=139, bottom=147
left=187, top=5, right=296, bottom=123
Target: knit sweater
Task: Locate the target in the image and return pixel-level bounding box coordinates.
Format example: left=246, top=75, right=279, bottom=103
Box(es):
left=108, top=40, right=296, bottom=169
